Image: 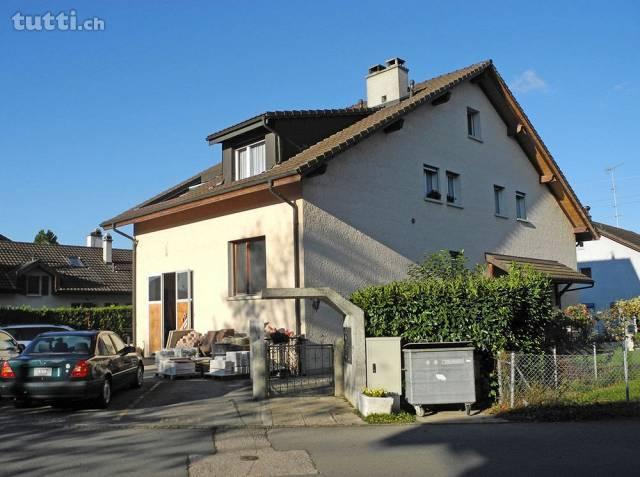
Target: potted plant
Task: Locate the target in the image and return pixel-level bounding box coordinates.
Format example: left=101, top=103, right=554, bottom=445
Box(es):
left=426, top=190, right=441, bottom=201
left=358, top=387, right=394, bottom=417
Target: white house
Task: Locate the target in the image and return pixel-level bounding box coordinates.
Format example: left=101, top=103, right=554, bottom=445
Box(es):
left=575, top=222, right=640, bottom=311
left=101, top=58, right=596, bottom=355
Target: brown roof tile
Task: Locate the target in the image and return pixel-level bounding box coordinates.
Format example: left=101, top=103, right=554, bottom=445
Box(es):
left=102, top=61, right=490, bottom=227
left=595, top=222, right=640, bottom=253
left=486, top=253, right=593, bottom=284
left=0, top=241, right=132, bottom=294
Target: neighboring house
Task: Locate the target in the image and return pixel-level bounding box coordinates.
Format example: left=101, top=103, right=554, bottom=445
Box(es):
left=574, top=222, right=640, bottom=311
left=0, top=230, right=132, bottom=308
left=101, top=58, right=596, bottom=355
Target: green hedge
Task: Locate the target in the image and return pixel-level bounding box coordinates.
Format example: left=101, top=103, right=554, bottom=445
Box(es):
left=0, top=305, right=132, bottom=338
left=350, top=252, right=559, bottom=401
left=351, top=265, right=555, bottom=355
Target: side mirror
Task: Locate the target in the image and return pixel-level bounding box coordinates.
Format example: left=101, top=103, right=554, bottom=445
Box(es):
left=17, top=344, right=25, bottom=353
left=121, top=345, right=136, bottom=355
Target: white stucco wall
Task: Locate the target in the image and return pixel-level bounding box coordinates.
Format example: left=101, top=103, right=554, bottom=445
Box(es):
left=134, top=199, right=298, bottom=353
left=301, top=80, right=578, bottom=341
left=574, top=235, right=640, bottom=310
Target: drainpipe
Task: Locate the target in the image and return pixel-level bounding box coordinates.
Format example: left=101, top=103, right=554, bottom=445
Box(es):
left=111, top=226, right=138, bottom=347
left=268, top=179, right=301, bottom=335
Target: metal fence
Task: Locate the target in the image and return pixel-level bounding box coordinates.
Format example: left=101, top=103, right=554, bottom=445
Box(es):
left=266, top=342, right=334, bottom=396
left=498, top=341, right=640, bottom=408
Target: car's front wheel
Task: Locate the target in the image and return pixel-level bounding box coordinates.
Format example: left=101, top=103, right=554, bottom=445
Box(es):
left=94, top=377, right=112, bottom=409
left=131, top=365, right=144, bottom=389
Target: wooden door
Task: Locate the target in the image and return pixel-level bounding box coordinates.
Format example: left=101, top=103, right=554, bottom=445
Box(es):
left=148, top=303, right=162, bottom=353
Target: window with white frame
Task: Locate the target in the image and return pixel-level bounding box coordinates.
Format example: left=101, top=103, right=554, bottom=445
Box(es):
left=424, top=165, right=441, bottom=200
left=234, top=140, right=266, bottom=181
left=494, top=185, right=505, bottom=215
left=516, top=191, right=527, bottom=220
left=446, top=171, right=460, bottom=204
left=25, top=275, right=50, bottom=296
left=467, top=108, right=481, bottom=140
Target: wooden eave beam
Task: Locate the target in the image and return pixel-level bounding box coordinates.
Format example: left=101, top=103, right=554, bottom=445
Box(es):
left=113, top=174, right=302, bottom=227
left=474, top=69, right=597, bottom=240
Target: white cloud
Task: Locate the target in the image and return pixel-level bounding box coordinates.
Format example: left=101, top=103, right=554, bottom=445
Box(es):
left=510, top=70, right=548, bottom=94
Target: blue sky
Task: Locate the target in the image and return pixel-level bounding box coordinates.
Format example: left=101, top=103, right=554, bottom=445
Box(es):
left=1, top=0, right=638, bottom=249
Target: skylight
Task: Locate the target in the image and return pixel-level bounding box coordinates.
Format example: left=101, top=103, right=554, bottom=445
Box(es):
left=67, top=256, right=85, bottom=268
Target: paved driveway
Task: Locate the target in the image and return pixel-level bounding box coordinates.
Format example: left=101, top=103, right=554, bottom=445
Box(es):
left=0, top=368, right=360, bottom=429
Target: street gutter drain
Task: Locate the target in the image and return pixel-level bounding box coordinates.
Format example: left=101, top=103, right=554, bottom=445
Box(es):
left=240, top=456, right=259, bottom=461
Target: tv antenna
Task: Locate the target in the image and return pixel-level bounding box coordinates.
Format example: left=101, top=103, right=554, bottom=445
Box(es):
left=605, top=163, right=624, bottom=226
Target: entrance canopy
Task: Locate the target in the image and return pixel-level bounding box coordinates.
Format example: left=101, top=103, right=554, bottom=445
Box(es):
left=485, top=253, right=594, bottom=286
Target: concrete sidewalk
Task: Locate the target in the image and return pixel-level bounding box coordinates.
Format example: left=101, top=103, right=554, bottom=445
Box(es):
left=114, top=374, right=364, bottom=429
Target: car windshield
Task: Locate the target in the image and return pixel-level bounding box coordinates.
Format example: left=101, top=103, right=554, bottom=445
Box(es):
left=27, top=335, right=92, bottom=354
left=0, top=332, right=16, bottom=351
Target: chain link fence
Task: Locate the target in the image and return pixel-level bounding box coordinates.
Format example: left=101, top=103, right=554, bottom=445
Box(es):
left=498, top=341, right=640, bottom=408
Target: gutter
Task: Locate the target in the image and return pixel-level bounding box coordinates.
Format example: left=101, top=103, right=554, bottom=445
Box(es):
left=111, top=226, right=138, bottom=347
left=268, top=179, right=302, bottom=335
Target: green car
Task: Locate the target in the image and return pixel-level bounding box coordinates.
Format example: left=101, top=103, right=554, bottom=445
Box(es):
left=0, top=330, right=143, bottom=408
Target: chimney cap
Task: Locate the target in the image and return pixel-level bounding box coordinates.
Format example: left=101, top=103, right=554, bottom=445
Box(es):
left=385, top=57, right=406, bottom=67
left=89, top=228, right=103, bottom=237
left=368, top=64, right=386, bottom=75
left=104, top=233, right=113, bottom=242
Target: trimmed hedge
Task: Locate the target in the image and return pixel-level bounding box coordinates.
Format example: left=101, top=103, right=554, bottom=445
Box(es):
left=350, top=252, right=559, bottom=401
left=351, top=264, right=555, bottom=355
left=0, top=305, right=132, bottom=338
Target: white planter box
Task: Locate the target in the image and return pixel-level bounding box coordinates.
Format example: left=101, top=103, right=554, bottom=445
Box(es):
left=358, top=393, right=394, bottom=417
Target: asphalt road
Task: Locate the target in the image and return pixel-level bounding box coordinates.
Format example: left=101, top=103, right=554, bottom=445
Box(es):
left=0, top=425, right=213, bottom=477
left=1, top=370, right=638, bottom=477
left=269, top=421, right=638, bottom=476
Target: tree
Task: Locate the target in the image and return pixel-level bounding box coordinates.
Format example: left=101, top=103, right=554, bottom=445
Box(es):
left=34, top=229, right=58, bottom=245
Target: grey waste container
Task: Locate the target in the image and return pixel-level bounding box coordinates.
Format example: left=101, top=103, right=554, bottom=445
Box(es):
left=403, top=342, right=476, bottom=417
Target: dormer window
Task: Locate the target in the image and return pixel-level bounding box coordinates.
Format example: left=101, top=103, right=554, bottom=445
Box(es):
left=234, top=140, right=266, bottom=181
left=26, top=275, right=50, bottom=296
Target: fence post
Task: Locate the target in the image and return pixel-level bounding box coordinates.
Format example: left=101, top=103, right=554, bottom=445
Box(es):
left=624, top=337, right=630, bottom=402
left=552, top=346, right=559, bottom=390
left=509, top=352, right=515, bottom=409
left=497, top=353, right=503, bottom=405
left=593, top=343, right=598, bottom=381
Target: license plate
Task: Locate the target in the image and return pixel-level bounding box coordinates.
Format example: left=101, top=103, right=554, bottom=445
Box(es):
left=33, top=367, right=52, bottom=377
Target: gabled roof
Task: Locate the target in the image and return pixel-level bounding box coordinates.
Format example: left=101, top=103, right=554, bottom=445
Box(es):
left=595, top=222, right=640, bottom=253
left=0, top=241, right=132, bottom=294
left=102, top=60, right=596, bottom=240
left=486, top=253, right=594, bottom=285
left=0, top=234, right=10, bottom=242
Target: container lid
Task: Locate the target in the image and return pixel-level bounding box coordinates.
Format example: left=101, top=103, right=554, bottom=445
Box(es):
left=402, top=341, right=474, bottom=351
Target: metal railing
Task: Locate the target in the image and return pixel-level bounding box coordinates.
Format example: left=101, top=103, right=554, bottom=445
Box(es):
left=266, top=342, right=334, bottom=396
left=498, top=341, right=640, bottom=408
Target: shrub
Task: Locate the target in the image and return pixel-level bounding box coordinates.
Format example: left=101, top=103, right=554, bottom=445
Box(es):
left=362, top=387, right=387, bottom=398
left=351, top=253, right=556, bottom=355
left=351, top=251, right=559, bottom=401
left=0, top=305, right=133, bottom=338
